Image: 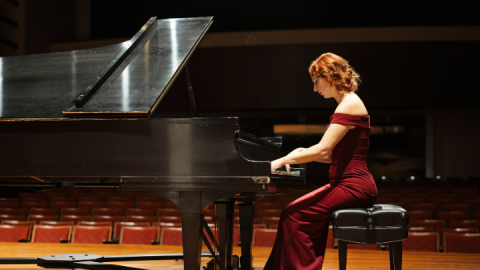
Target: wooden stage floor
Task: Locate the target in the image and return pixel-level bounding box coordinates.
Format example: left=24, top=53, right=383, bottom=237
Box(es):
left=0, top=243, right=479, bottom=270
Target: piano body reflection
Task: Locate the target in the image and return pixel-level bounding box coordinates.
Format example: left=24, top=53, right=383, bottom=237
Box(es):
left=0, top=17, right=305, bottom=270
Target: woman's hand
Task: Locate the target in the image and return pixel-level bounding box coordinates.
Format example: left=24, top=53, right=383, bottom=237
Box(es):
left=270, top=158, right=289, bottom=172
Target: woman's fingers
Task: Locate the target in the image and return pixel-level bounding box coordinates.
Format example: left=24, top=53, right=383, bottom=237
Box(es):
left=285, top=164, right=291, bottom=172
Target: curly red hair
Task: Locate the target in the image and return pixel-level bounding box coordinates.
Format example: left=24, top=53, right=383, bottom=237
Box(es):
left=308, top=52, right=361, bottom=93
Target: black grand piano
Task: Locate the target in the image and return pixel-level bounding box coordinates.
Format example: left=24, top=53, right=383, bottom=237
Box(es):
left=0, top=17, right=305, bottom=270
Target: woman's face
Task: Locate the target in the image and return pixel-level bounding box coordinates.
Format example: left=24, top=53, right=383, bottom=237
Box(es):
left=313, top=77, right=335, bottom=98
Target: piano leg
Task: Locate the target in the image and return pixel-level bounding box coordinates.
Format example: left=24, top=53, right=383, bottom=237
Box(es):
left=181, top=212, right=203, bottom=270
left=239, top=201, right=255, bottom=270
left=217, top=201, right=235, bottom=270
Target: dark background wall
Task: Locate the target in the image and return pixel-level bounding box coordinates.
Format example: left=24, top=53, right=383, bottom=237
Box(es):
left=1, top=0, right=480, bottom=183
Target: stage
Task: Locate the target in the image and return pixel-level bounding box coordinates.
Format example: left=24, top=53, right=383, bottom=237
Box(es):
left=0, top=243, right=478, bottom=270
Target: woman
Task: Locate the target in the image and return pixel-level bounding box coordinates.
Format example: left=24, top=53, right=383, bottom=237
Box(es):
left=265, top=52, right=378, bottom=270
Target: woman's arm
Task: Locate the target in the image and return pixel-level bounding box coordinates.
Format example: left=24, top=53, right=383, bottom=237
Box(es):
left=316, top=152, right=331, bottom=163
left=271, top=123, right=351, bottom=171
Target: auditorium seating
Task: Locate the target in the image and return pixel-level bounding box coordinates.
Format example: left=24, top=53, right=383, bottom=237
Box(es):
left=60, top=208, right=89, bottom=216
left=444, top=233, right=480, bottom=253
left=60, top=215, right=91, bottom=224
left=125, top=216, right=156, bottom=224
left=31, top=225, right=71, bottom=243
left=71, top=226, right=111, bottom=244
left=438, top=228, right=478, bottom=249
left=160, top=227, right=183, bottom=245
left=252, top=229, right=277, bottom=247
left=0, top=208, right=26, bottom=215
left=39, top=221, right=74, bottom=226
left=92, top=208, right=121, bottom=216
left=0, top=183, right=477, bottom=253
left=0, top=225, right=31, bottom=242
left=29, top=208, right=57, bottom=215
left=114, top=222, right=150, bottom=239
left=120, top=226, right=160, bottom=245
left=92, top=215, right=124, bottom=223
left=403, top=232, right=439, bottom=252
left=27, top=215, right=57, bottom=224
left=125, top=208, right=154, bottom=216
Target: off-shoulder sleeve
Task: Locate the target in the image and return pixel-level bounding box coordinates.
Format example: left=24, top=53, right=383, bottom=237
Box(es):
left=329, top=113, right=371, bottom=129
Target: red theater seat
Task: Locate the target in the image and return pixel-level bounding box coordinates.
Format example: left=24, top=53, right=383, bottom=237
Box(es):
left=29, top=208, right=57, bottom=215
left=60, top=208, right=89, bottom=216
left=60, top=215, right=91, bottom=224
left=77, top=221, right=112, bottom=227
left=436, top=211, right=469, bottom=222
left=107, top=196, right=133, bottom=202
left=22, top=202, right=48, bottom=210
left=125, top=208, right=154, bottom=216
left=19, top=192, right=44, bottom=198
left=253, top=229, right=277, bottom=247
left=0, top=202, right=21, bottom=208
left=409, top=227, right=434, bottom=233
left=157, top=216, right=181, bottom=223
left=0, top=225, right=31, bottom=242
left=0, top=208, right=26, bottom=215
left=120, top=226, right=160, bottom=245
left=39, top=221, right=74, bottom=226
left=27, top=215, right=57, bottom=224
left=72, top=226, right=111, bottom=244
left=408, top=210, right=433, bottom=220
left=119, top=191, right=145, bottom=197
left=76, top=197, right=103, bottom=202
left=262, top=217, right=280, bottom=228
left=31, top=225, right=72, bottom=243
left=78, top=201, right=106, bottom=211
left=444, top=233, right=480, bottom=253
left=49, top=197, right=76, bottom=202
left=135, top=196, right=160, bottom=202
left=50, top=201, right=77, bottom=209
left=107, top=202, right=134, bottom=213
left=92, top=215, right=124, bottom=223
left=160, top=227, right=183, bottom=246
left=233, top=224, right=266, bottom=229
left=429, top=198, right=455, bottom=204
left=409, top=220, right=445, bottom=231
left=438, top=228, right=478, bottom=248
left=125, top=216, right=156, bottom=224
left=163, top=201, right=178, bottom=209
left=448, top=220, right=480, bottom=229
left=255, top=202, right=280, bottom=211
left=114, top=222, right=149, bottom=239
left=92, top=208, right=121, bottom=216
left=136, top=202, right=162, bottom=210
left=258, top=210, right=282, bottom=221
left=402, top=232, right=439, bottom=252
left=441, top=203, right=470, bottom=212
left=407, top=203, right=437, bottom=212
left=157, top=209, right=181, bottom=217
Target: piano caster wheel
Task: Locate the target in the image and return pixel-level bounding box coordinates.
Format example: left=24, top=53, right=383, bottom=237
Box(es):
left=203, top=259, right=215, bottom=270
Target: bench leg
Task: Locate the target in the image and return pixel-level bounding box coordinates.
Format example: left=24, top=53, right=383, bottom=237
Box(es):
left=389, top=242, right=403, bottom=270
left=338, top=240, right=347, bottom=270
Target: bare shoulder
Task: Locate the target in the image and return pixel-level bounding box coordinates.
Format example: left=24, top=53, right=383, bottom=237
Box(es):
left=334, top=93, right=368, bottom=115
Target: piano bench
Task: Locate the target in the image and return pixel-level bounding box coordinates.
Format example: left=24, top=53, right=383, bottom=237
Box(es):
left=330, top=204, right=409, bottom=270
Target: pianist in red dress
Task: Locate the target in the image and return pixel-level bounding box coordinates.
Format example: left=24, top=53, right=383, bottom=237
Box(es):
left=265, top=52, right=378, bottom=270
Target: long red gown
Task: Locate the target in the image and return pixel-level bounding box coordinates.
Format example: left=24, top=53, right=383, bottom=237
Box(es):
left=264, top=113, right=378, bottom=270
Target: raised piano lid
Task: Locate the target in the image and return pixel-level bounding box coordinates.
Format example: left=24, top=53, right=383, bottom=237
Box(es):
left=0, top=17, right=213, bottom=121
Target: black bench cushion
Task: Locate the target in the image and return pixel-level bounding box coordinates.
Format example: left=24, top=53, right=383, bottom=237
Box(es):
left=331, top=204, right=409, bottom=244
